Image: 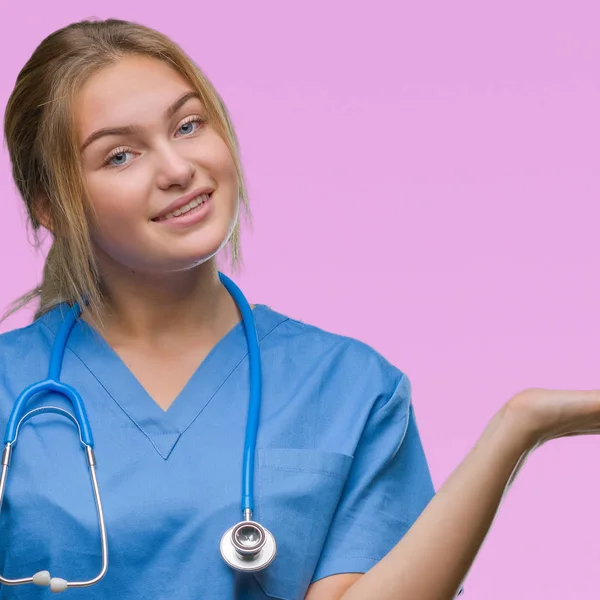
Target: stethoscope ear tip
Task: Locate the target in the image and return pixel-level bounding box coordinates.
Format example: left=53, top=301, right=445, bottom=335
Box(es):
left=32, top=570, right=51, bottom=586
left=32, top=571, right=68, bottom=593
left=50, top=577, right=68, bottom=593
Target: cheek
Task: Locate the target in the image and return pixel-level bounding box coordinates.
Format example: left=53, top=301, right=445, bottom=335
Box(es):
left=86, top=176, right=149, bottom=253
left=204, top=133, right=238, bottom=183
left=87, top=174, right=147, bottom=227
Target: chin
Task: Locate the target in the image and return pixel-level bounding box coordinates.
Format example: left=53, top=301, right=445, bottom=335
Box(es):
left=171, top=233, right=234, bottom=270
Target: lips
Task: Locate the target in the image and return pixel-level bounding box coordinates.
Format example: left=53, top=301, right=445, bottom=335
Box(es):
left=154, top=192, right=211, bottom=222
left=151, top=187, right=214, bottom=221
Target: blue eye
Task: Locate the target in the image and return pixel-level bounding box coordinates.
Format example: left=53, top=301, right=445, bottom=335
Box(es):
left=179, top=122, right=195, bottom=135
left=178, top=116, right=204, bottom=136
left=110, top=152, right=129, bottom=165
left=103, top=148, right=133, bottom=168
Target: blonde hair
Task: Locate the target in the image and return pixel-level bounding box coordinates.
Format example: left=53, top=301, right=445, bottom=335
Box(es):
left=2, top=18, right=249, bottom=324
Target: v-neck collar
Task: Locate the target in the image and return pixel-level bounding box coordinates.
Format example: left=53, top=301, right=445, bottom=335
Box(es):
left=39, top=304, right=288, bottom=459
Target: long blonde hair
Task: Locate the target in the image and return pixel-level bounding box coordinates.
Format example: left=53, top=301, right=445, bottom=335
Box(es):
left=2, top=18, right=249, bottom=324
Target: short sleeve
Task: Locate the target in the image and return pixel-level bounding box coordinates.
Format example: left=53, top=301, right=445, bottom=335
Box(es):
left=311, top=373, right=465, bottom=596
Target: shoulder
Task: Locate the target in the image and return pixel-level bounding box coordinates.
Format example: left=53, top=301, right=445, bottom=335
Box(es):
left=0, top=303, right=71, bottom=353
left=257, top=305, right=409, bottom=410
left=0, top=311, right=57, bottom=408
left=0, top=316, right=52, bottom=360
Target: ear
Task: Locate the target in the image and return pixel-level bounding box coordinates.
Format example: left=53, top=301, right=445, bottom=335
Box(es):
left=33, top=190, right=54, bottom=233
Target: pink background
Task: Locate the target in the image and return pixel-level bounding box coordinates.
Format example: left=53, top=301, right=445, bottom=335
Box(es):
left=1, top=2, right=599, bottom=597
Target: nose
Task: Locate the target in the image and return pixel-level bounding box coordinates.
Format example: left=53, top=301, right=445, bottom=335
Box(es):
left=154, top=142, right=196, bottom=189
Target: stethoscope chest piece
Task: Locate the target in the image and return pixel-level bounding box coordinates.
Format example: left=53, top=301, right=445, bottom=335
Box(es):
left=220, top=520, right=277, bottom=572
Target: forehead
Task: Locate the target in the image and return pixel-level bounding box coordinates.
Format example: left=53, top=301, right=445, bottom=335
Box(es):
left=75, top=56, right=197, bottom=142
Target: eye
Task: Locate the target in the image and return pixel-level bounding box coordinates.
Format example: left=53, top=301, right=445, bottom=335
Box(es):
left=103, top=147, right=134, bottom=168
left=177, top=116, right=205, bottom=136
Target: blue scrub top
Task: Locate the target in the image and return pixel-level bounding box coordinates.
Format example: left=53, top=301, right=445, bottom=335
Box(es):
left=0, top=303, right=459, bottom=599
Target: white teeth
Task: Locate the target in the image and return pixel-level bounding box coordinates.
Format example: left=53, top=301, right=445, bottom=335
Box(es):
left=158, top=193, right=210, bottom=221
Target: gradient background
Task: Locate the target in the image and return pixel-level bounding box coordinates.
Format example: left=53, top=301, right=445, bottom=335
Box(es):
left=1, top=1, right=599, bottom=597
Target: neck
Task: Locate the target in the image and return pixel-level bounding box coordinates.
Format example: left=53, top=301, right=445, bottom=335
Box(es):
left=83, top=256, right=241, bottom=348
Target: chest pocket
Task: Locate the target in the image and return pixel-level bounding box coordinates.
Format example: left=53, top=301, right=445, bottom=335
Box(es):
left=252, top=448, right=353, bottom=600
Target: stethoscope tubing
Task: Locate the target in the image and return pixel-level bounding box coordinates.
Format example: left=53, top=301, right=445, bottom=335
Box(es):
left=217, top=272, right=262, bottom=515
left=4, top=301, right=94, bottom=447
left=0, top=271, right=271, bottom=588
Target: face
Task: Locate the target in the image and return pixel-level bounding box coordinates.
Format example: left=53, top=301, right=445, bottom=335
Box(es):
left=75, top=54, right=239, bottom=276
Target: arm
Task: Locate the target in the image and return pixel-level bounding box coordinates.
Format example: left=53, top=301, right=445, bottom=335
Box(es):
left=307, top=400, right=534, bottom=600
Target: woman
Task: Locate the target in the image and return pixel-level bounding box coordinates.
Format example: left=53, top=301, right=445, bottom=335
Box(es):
left=0, top=18, right=597, bottom=600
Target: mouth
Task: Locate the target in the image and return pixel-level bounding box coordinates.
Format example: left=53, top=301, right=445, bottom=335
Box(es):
left=152, top=191, right=213, bottom=222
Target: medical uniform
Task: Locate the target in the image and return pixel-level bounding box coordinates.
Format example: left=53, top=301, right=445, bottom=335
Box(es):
left=0, top=303, right=459, bottom=599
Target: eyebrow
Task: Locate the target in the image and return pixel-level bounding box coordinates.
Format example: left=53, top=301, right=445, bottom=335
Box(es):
left=80, top=91, right=202, bottom=153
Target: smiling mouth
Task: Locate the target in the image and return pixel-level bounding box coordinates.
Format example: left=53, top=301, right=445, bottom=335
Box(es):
left=152, top=192, right=212, bottom=222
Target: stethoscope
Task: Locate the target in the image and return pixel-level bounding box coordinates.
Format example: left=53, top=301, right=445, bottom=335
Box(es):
left=0, top=272, right=276, bottom=593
